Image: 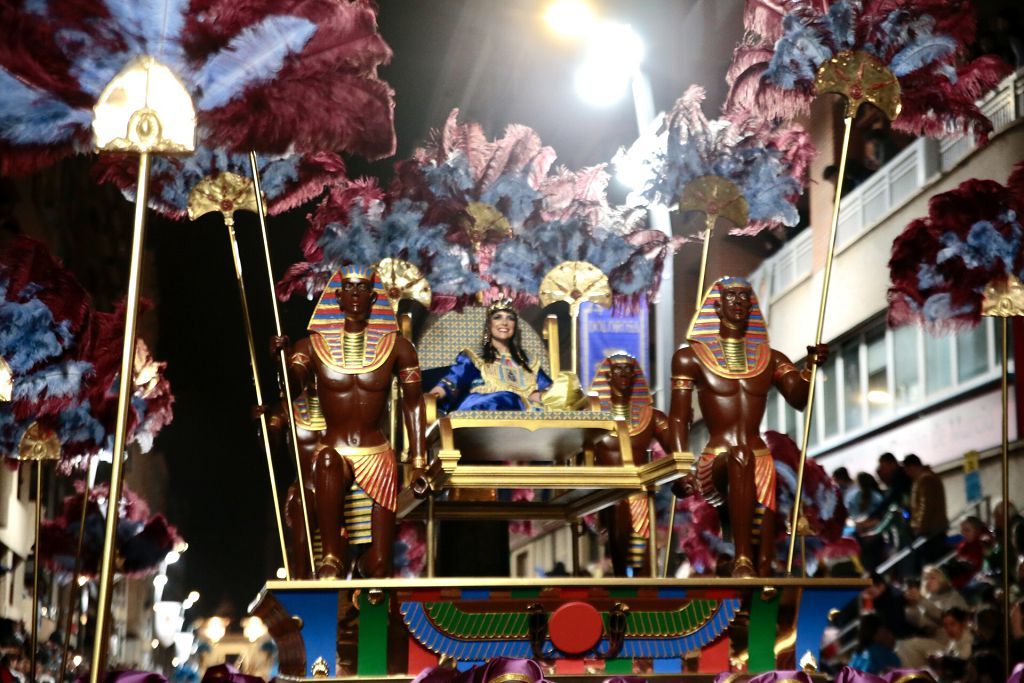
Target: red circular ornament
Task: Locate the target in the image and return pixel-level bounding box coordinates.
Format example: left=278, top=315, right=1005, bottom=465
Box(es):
left=547, top=602, right=603, bottom=654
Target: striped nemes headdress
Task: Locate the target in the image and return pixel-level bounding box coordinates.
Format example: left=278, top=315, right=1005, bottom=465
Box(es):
left=590, top=352, right=652, bottom=433
left=686, top=277, right=770, bottom=379
left=307, top=265, right=398, bottom=372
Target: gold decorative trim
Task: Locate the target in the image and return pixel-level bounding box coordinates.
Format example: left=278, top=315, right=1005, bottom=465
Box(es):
left=18, top=422, right=60, bottom=461
left=982, top=274, right=1024, bottom=317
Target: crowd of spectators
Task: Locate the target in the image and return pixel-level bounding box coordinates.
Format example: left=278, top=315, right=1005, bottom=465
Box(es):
left=830, top=451, right=1022, bottom=682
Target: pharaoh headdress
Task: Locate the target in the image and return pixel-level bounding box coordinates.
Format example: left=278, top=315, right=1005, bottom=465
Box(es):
left=589, top=354, right=652, bottom=435
left=687, top=277, right=770, bottom=379
left=307, top=265, right=398, bottom=372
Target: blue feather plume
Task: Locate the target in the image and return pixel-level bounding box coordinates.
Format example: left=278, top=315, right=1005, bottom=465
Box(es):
left=0, top=70, right=91, bottom=145
left=890, top=33, right=957, bottom=77
left=101, top=0, right=190, bottom=77
left=194, top=15, right=317, bottom=110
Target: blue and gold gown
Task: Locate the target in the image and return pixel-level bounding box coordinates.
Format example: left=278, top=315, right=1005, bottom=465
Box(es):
left=434, top=349, right=553, bottom=412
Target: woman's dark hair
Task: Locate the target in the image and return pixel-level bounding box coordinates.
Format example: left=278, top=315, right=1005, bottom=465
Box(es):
left=857, top=472, right=880, bottom=493
left=482, top=309, right=531, bottom=368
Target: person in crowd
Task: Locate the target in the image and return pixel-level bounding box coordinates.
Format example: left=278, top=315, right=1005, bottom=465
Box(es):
left=896, top=565, right=968, bottom=668
left=849, top=472, right=886, bottom=571
left=948, top=516, right=994, bottom=590
left=850, top=612, right=902, bottom=674
left=973, top=606, right=1002, bottom=653
left=834, top=466, right=854, bottom=500
left=857, top=453, right=914, bottom=572
left=940, top=607, right=973, bottom=660
left=863, top=573, right=917, bottom=639
left=903, top=454, right=949, bottom=566
left=863, top=127, right=899, bottom=171
left=986, top=500, right=1024, bottom=585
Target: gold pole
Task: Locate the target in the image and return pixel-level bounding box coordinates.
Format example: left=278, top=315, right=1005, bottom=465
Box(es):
left=426, top=496, right=436, bottom=578
left=662, top=499, right=676, bottom=577
left=785, top=115, right=854, bottom=574
left=247, top=151, right=316, bottom=572
left=647, top=491, right=658, bottom=577
left=1001, top=317, right=1010, bottom=677
left=224, top=216, right=292, bottom=578
left=30, top=460, right=43, bottom=683
left=58, top=459, right=93, bottom=683
left=89, top=151, right=151, bottom=682
left=694, top=213, right=717, bottom=310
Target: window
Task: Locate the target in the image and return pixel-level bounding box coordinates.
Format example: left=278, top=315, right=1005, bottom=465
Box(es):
left=842, top=343, right=863, bottom=431
left=925, top=333, right=953, bottom=395
left=958, top=323, right=989, bottom=383
left=820, top=355, right=840, bottom=439
left=893, top=324, right=920, bottom=409
left=805, top=317, right=1000, bottom=453
left=866, top=327, right=889, bottom=422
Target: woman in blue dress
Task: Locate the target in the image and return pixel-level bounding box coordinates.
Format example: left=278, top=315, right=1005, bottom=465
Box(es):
left=427, top=299, right=552, bottom=412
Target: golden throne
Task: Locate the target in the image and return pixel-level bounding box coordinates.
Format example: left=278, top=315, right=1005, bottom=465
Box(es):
left=394, top=301, right=691, bottom=576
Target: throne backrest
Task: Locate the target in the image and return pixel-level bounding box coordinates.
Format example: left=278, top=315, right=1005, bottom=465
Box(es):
left=416, top=307, right=550, bottom=377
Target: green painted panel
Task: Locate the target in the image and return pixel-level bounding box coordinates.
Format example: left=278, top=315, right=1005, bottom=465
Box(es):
left=748, top=590, right=780, bottom=673
left=356, top=591, right=389, bottom=676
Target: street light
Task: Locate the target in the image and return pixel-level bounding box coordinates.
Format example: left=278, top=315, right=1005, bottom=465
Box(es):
left=573, top=21, right=645, bottom=107
left=543, top=0, right=595, bottom=40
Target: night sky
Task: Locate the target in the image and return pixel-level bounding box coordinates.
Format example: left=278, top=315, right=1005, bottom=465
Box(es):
left=145, top=0, right=745, bottom=618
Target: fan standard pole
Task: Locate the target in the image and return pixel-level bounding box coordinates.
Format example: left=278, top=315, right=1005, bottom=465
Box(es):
left=662, top=500, right=676, bottom=578
left=57, top=457, right=93, bottom=683
left=785, top=115, right=853, bottom=574
left=662, top=211, right=714, bottom=579
left=248, top=152, right=316, bottom=572
left=223, top=214, right=292, bottom=578
left=90, top=152, right=151, bottom=682
left=1001, top=317, right=1010, bottom=677
left=694, top=212, right=717, bottom=311
left=29, top=460, right=43, bottom=683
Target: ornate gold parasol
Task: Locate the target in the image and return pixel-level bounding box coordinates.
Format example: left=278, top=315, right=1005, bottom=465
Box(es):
left=375, top=257, right=433, bottom=311
left=90, top=55, right=196, bottom=681
left=17, top=420, right=60, bottom=682
left=785, top=50, right=903, bottom=574
left=187, top=172, right=262, bottom=225
left=816, top=50, right=901, bottom=121
left=540, top=261, right=611, bottom=374
left=678, top=175, right=749, bottom=309
left=460, top=201, right=512, bottom=251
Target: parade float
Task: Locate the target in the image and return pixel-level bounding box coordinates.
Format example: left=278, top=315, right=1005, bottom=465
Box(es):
left=0, top=0, right=1013, bottom=680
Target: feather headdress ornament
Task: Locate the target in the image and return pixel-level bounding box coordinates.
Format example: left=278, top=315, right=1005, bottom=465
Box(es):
left=278, top=178, right=486, bottom=312
left=38, top=482, right=181, bottom=577
left=726, top=0, right=1010, bottom=143
left=614, top=85, right=810, bottom=235
left=888, top=161, right=1024, bottom=332
left=0, top=0, right=395, bottom=176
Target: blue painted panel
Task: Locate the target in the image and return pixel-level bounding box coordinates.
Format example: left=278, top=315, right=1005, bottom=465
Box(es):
left=795, top=589, right=859, bottom=666
left=274, top=589, right=339, bottom=676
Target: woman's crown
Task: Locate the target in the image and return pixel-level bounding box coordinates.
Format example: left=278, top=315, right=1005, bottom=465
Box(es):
left=487, top=297, right=515, bottom=316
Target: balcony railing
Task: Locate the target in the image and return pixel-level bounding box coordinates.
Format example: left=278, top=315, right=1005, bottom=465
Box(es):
left=749, top=67, right=1024, bottom=305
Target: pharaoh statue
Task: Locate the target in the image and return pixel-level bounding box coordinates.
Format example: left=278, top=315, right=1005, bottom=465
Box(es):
left=274, top=265, right=426, bottom=578
left=590, top=353, right=672, bottom=576
left=669, top=277, right=827, bottom=577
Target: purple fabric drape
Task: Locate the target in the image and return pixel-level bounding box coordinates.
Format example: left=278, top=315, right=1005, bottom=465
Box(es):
left=412, top=658, right=550, bottom=683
